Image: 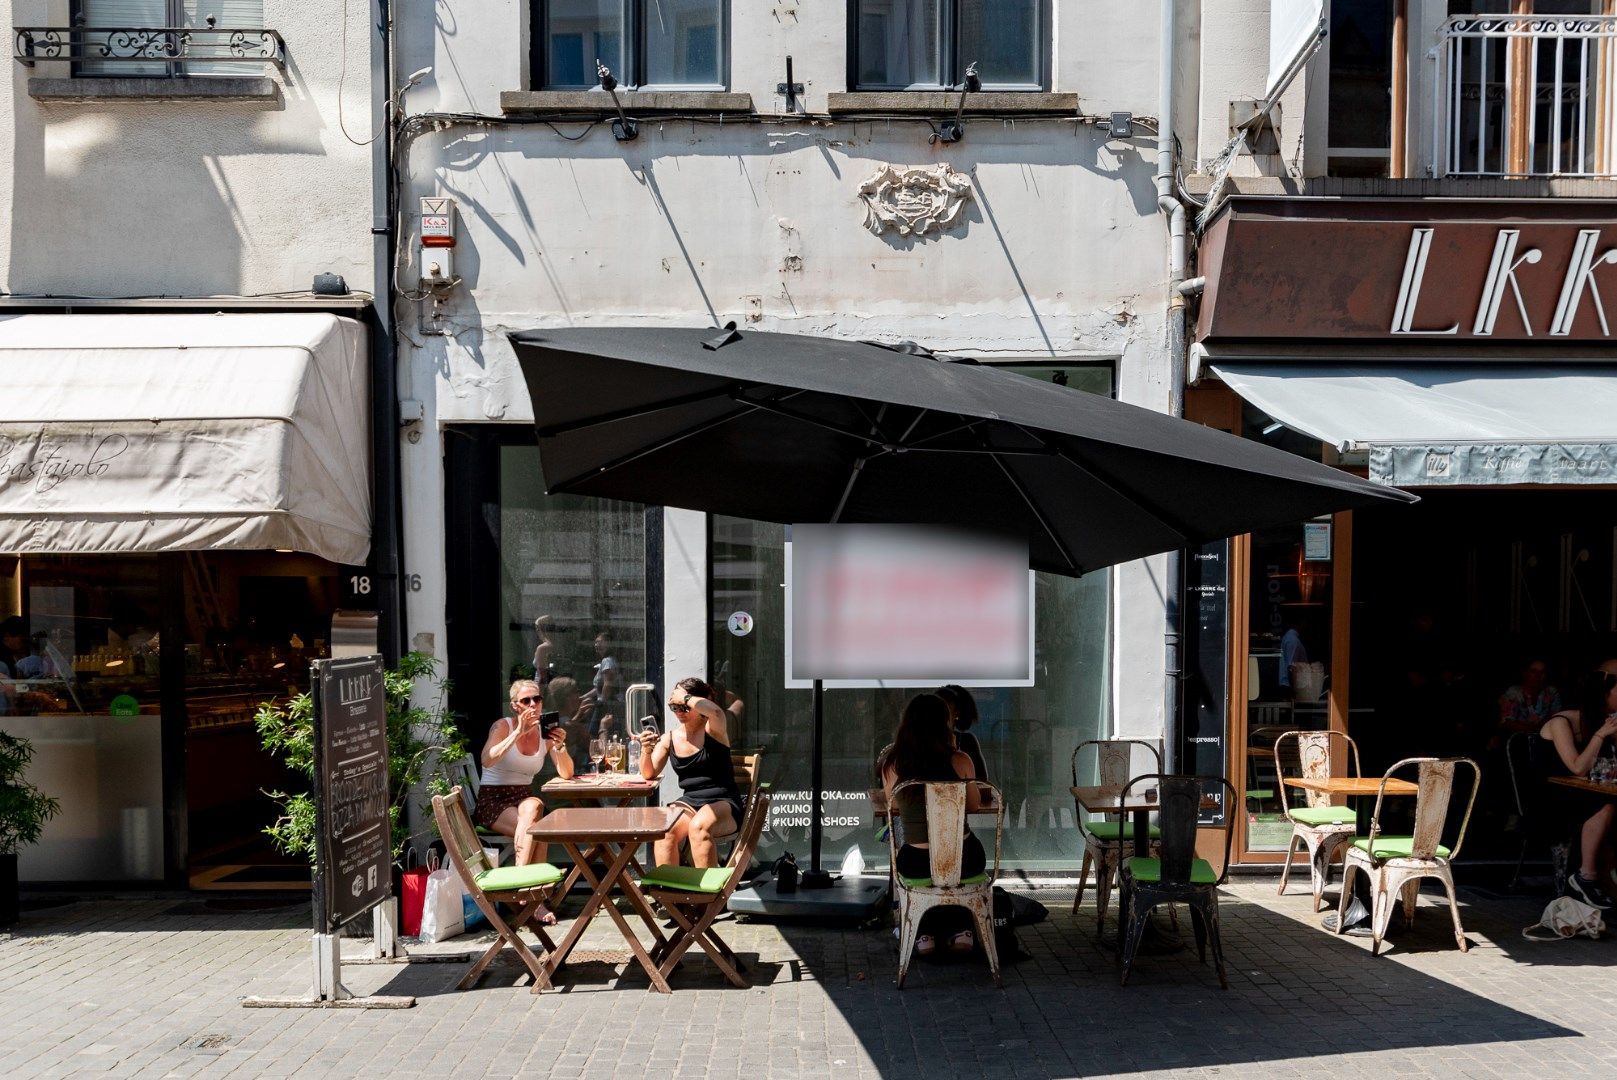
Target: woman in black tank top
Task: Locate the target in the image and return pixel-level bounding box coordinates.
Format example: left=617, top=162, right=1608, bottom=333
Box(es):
left=638, top=677, right=744, bottom=868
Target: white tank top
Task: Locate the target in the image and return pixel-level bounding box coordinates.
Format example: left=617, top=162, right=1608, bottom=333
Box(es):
left=479, top=719, right=549, bottom=786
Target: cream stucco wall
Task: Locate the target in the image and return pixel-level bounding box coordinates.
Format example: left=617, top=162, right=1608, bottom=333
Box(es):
left=2, top=0, right=377, bottom=297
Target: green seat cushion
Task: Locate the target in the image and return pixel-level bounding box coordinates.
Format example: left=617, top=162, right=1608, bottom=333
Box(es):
left=1289, top=805, right=1357, bottom=826
left=1085, top=820, right=1161, bottom=842
left=898, top=871, right=990, bottom=889
left=1125, top=856, right=1218, bottom=885
left=1245, top=789, right=1275, bottom=800
left=1351, top=836, right=1451, bottom=860
left=639, top=865, right=734, bottom=893
left=474, top=862, right=564, bottom=891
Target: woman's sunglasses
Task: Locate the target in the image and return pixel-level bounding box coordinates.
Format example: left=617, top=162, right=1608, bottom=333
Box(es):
left=516, top=695, right=542, bottom=706
left=669, top=702, right=691, bottom=715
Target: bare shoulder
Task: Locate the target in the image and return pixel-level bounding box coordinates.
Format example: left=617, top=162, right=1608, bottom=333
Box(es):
left=952, top=749, right=976, bottom=779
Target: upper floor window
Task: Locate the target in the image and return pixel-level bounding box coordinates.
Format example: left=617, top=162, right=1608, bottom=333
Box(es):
left=1326, top=0, right=1394, bottom=177
left=74, top=0, right=267, bottom=77
left=536, top=0, right=726, bottom=89
left=853, top=0, right=1046, bottom=90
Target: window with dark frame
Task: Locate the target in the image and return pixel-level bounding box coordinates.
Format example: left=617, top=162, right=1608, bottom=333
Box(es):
left=534, top=0, right=726, bottom=90
left=853, top=0, right=1046, bottom=91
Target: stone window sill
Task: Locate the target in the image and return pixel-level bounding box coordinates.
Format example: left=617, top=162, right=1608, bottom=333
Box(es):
left=827, top=91, right=1078, bottom=114
left=28, top=76, right=280, bottom=102
left=501, top=90, right=753, bottom=115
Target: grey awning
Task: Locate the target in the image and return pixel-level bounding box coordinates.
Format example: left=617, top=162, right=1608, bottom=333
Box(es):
left=0, top=313, right=371, bottom=562
left=1212, top=363, right=1617, bottom=487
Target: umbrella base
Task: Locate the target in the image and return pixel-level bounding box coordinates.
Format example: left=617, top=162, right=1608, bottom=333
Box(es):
left=728, top=875, right=889, bottom=921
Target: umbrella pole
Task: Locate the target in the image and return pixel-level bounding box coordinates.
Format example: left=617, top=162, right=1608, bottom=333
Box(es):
left=801, top=678, right=833, bottom=888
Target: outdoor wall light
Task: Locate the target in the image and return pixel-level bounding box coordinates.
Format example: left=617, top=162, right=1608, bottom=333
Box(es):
left=597, top=60, right=639, bottom=142
left=936, top=61, right=981, bottom=144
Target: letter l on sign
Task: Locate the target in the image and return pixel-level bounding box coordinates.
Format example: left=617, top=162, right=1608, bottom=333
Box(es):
left=1391, top=228, right=1460, bottom=335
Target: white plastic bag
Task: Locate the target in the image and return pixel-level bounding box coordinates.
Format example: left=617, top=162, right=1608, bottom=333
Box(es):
left=1523, top=896, right=1605, bottom=941
left=418, top=863, right=466, bottom=943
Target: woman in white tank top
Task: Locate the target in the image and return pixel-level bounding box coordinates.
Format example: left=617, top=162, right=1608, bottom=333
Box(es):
left=476, top=678, right=574, bottom=866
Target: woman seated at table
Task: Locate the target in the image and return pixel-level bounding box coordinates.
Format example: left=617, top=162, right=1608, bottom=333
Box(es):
left=878, top=692, right=988, bottom=956
left=637, top=677, right=744, bottom=869
left=477, top=679, right=574, bottom=869
left=935, top=684, right=988, bottom=784
left=1536, top=660, right=1617, bottom=910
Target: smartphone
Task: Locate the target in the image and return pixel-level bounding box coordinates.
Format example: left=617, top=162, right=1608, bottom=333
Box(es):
left=540, top=710, right=563, bottom=735
left=640, top=716, right=659, bottom=734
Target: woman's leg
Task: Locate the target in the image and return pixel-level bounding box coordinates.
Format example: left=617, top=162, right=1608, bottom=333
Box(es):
left=656, top=806, right=693, bottom=867
left=1583, top=803, right=1617, bottom=880
left=686, top=802, right=737, bottom=869
left=514, top=797, right=545, bottom=865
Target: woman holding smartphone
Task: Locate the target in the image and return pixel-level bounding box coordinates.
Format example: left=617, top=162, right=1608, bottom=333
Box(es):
left=638, top=677, right=743, bottom=868
left=477, top=678, right=574, bottom=868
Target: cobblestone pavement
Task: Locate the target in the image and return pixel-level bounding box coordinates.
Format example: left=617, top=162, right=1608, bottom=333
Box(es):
left=2, top=879, right=1613, bottom=1079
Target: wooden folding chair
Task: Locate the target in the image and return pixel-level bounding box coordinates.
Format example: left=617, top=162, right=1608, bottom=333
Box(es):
left=430, top=786, right=564, bottom=993
left=643, top=793, right=772, bottom=988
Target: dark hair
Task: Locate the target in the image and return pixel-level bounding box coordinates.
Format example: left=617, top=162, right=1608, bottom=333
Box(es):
left=934, top=684, right=979, bottom=732
left=1572, top=664, right=1617, bottom=742
left=0, top=617, right=23, bottom=638
left=882, top=694, right=958, bottom=783
left=677, top=676, right=714, bottom=700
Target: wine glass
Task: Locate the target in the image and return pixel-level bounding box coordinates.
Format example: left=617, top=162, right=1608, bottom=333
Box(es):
left=605, top=738, right=625, bottom=773
left=589, top=736, right=606, bottom=775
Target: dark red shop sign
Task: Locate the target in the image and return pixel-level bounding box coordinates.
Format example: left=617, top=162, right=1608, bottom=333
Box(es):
left=1197, top=199, right=1617, bottom=344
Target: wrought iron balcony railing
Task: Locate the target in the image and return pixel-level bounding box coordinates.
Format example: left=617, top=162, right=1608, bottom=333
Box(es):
left=13, top=20, right=285, bottom=76
left=1436, top=14, right=1617, bottom=178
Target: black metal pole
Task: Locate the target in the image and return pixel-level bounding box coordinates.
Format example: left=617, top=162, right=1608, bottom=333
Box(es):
left=801, top=678, right=832, bottom=888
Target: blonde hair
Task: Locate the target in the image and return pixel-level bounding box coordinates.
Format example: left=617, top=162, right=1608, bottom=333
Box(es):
left=508, top=679, right=542, bottom=704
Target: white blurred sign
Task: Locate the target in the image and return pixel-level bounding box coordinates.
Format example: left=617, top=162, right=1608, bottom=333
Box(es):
left=786, top=524, right=1034, bottom=688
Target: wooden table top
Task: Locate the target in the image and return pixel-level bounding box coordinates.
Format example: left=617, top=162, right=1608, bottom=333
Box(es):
left=541, top=775, right=658, bottom=800
left=1548, top=775, right=1617, bottom=798
left=527, top=806, right=676, bottom=843
left=1284, top=777, right=1418, bottom=796
left=1070, top=784, right=1218, bottom=814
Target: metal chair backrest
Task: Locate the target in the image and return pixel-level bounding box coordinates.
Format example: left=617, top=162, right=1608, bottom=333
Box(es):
left=431, top=785, right=495, bottom=883
left=1365, top=757, right=1481, bottom=862
left=1071, top=739, right=1161, bottom=828
left=888, top=779, right=1004, bottom=889
left=1274, top=730, right=1362, bottom=813
left=1120, top=773, right=1237, bottom=887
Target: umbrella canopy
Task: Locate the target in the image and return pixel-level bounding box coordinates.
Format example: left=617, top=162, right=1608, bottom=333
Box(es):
left=511, top=326, right=1414, bottom=576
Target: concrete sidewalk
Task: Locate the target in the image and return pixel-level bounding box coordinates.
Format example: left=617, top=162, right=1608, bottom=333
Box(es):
left=1, top=880, right=1612, bottom=1079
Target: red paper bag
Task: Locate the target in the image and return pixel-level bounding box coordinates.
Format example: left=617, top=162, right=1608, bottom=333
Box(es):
left=401, top=858, right=433, bottom=937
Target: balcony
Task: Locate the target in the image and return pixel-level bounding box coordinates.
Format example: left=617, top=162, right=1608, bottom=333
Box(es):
left=1437, top=14, right=1617, bottom=178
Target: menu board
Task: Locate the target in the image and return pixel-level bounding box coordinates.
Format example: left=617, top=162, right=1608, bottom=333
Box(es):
left=1184, top=541, right=1229, bottom=826
left=313, top=655, right=391, bottom=930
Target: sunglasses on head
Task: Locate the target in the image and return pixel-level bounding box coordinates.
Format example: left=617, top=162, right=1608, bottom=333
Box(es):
left=516, top=695, right=542, bottom=706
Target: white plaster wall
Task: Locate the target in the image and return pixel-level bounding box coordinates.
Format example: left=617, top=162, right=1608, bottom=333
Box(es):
left=397, top=0, right=1179, bottom=746
left=2, top=0, right=376, bottom=296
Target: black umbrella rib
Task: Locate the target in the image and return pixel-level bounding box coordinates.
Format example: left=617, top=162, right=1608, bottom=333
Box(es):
left=543, top=401, right=759, bottom=492
left=741, top=396, right=889, bottom=449
left=533, top=382, right=747, bottom=438
left=830, top=405, right=893, bottom=523
left=972, top=421, right=1081, bottom=575
left=1011, top=424, right=1198, bottom=543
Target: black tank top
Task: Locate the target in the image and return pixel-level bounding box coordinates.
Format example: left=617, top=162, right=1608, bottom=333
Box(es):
left=671, top=733, right=742, bottom=806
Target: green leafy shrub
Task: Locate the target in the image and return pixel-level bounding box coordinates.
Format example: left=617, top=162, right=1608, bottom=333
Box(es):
left=256, top=652, right=466, bottom=867
left=0, top=733, right=61, bottom=855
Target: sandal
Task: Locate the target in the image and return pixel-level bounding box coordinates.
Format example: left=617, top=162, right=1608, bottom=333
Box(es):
left=915, top=933, right=936, bottom=956
left=948, top=930, right=975, bottom=954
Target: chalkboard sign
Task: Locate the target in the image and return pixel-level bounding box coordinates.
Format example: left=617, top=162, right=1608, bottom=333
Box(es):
left=1184, top=540, right=1229, bottom=826
left=313, top=655, right=391, bottom=930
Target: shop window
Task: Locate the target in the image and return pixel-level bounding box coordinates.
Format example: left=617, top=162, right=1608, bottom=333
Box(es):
left=853, top=0, right=1047, bottom=90
left=535, top=0, right=726, bottom=89
left=708, top=362, right=1112, bottom=871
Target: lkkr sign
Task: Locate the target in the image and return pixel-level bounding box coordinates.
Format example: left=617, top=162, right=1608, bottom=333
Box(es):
left=1197, top=198, right=1617, bottom=344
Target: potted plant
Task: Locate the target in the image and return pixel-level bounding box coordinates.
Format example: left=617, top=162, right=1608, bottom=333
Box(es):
left=256, top=651, right=467, bottom=883
left=0, top=732, right=61, bottom=926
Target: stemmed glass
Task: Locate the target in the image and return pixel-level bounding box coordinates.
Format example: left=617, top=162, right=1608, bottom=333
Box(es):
left=605, top=738, right=625, bottom=773
left=589, top=736, right=606, bottom=776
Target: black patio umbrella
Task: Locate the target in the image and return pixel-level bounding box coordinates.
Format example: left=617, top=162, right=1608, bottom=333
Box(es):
left=511, top=326, right=1415, bottom=883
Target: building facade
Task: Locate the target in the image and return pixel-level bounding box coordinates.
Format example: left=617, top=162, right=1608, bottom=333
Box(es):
left=395, top=1, right=1194, bottom=869
left=1183, top=0, right=1617, bottom=864
left=2, top=1, right=386, bottom=887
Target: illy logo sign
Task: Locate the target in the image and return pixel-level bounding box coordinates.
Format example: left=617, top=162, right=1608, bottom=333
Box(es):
left=1392, top=226, right=1617, bottom=337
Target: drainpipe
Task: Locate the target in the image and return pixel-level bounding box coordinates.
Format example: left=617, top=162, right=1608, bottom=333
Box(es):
left=1157, top=0, right=1187, bottom=774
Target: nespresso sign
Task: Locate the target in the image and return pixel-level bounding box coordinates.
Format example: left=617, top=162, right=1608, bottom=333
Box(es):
left=1197, top=199, right=1617, bottom=343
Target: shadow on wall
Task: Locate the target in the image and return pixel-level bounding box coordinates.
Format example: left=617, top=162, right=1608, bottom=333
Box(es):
left=6, top=30, right=355, bottom=297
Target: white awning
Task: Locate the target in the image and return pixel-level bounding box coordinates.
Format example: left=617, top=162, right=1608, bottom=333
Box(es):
left=1268, top=0, right=1325, bottom=98
left=1212, top=364, right=1617, bottom=487
left=0, top=313, right=370, bottom=563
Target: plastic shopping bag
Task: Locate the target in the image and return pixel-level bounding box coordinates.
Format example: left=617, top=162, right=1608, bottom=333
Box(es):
left=418, top=863, right=465, bottom=943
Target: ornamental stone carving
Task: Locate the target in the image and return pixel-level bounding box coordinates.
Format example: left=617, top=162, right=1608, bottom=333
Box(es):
left=857, top=163, right=973, bottom=237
